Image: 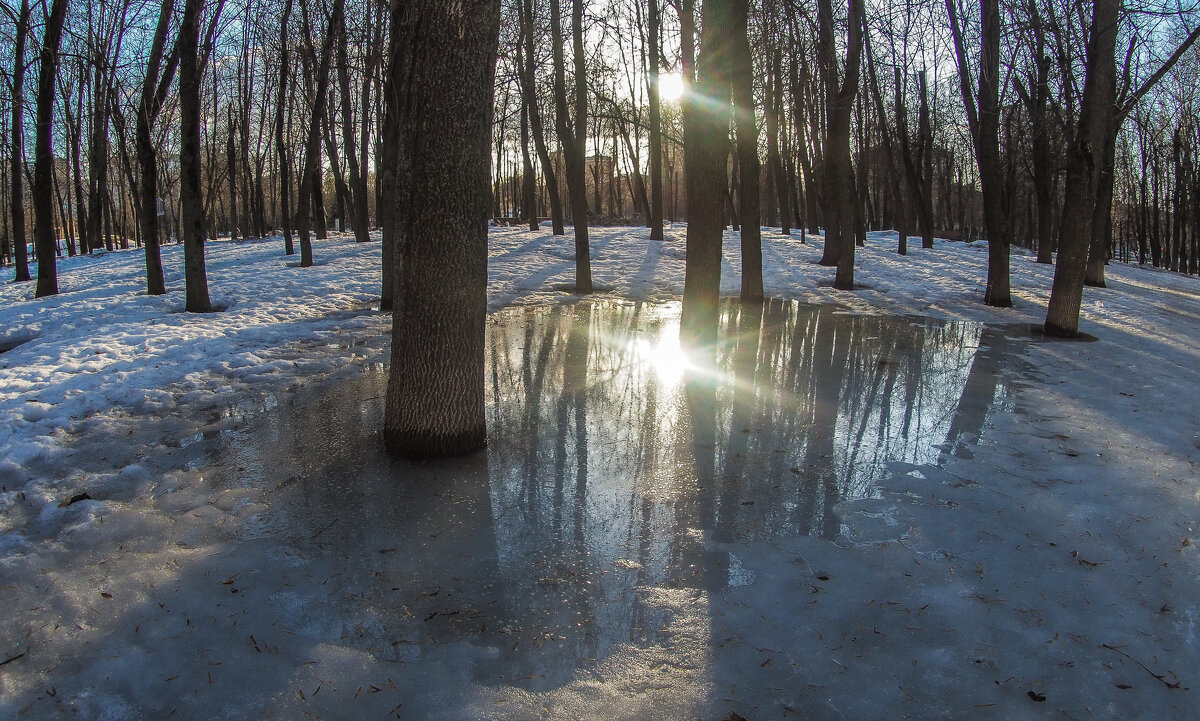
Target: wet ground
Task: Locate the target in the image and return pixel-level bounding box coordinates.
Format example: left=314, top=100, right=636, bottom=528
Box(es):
left=13, top=299, right=1197, bottom=720
left=189, top=299, right=1020, bottom=713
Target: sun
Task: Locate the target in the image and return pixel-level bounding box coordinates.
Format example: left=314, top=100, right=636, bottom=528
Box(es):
left=658, top=73, right=685, bottom=103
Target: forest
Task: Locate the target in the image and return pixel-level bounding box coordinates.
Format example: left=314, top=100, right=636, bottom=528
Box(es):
left=3, top=0, right=1199, bottom=456
left=2, top=2, right=1200, bottom=718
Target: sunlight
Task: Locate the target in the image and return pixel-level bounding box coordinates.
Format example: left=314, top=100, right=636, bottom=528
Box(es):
left=633, top=327, right=691, bottom=386
left=659, top=73, right=685, bottom=103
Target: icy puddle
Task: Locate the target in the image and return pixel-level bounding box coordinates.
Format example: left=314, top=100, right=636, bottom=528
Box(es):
left=34, top=300, right=1199, bottom=721
left=153, top=299, right=1022, bottom=718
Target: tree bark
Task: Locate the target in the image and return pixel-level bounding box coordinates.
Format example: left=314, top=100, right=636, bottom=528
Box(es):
left=815, top=0, right=864, bottom=290
left=33, top=0, right=69, bottom=297
left=551, top=0, right=593, bottom=292
left=180, top=0, right=213, bottom=312
left=1044, top=0, right=1119, bottom=337
left=276, top=0, right=294, bottom=255
left=730, top=0, right=761, bottom=300
left=648, top=0, right=664, bottom=240
left=383, top=0, right=501, bottom=458
left=947, top=0, right=1010, bottom=306
left=9, top=0, right=31, bottom=282
left=295, top=0, right=343, bottom=268
left=137, top=0, right=178, bottom=295
left=681, top=0, right=734, bottom=346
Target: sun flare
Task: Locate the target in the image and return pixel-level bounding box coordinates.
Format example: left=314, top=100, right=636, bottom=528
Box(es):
left=658, top=73, right=685, bottom=103
left=633, top=332, right=692, bottom=386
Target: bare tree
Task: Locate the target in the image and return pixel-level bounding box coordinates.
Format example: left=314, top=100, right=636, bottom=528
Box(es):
left=551, top=0, right=593, bottom=293
left=681, top=0, right=734, bottom=345
left=8, top=0, right=30, bottom=282
left=33, top=0, right=70, bottom=297
left=947, top=0, right=1011, bottom=307
left=647, top=0, right=664, bottom=240
left=814, top=0, right=864, bottom=291
left=295, top=0, right=343, bottom=268
left=137, top=0, right=180, bottom=295
left=730, top=0, right=761, bottom=299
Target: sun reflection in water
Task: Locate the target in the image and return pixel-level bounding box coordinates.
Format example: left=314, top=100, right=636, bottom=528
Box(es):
left=631, top=320, right=692, bottom=386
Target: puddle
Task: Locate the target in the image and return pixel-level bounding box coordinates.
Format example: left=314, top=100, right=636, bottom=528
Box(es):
left=187, top=299, right=1021, bottom=696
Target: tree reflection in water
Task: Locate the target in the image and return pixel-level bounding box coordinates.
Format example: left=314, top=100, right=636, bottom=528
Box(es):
left=482, top=298, right=1010, bottom=685
left=199, top=298, right=1014, bottom=702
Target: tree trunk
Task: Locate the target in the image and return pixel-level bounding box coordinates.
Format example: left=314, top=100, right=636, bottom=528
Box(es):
left=816, top=0, right=864, bottom=289
left=947, top=0, right=1010, bottom=306
left=226, top=110, right=239, bottom=239
left=1044, top=0, right=1120, bottom=337
left=179, top=0, right=213, bottom=312
left=551, top=0, right=593, bottom=293
left=1084, top=129, right=1117, bottom=286
left=648, top=0, right=664, bottom=240
left=276, top=0, right=294, bottom=254
left=519, top=99, right=538, bottom=230
left=335, top=17, right=369, bottom=243
left=681, top=0, right=733, bottom=346
left=383, top=0, right=501, bottom=458
left=9, top=0, right=31, bottom=282
left=137, top=0, right=178, bottom=296
left=765, top=52, right=788, bottom=234
left=33, top=0, right=69, bottom=297
left=730, top=0, right=761, bottom=300
left=518, top=0, right=564, bottom=235
left=296, top=0, right=343, bottom=268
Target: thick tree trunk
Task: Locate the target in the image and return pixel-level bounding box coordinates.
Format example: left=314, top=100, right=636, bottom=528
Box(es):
left=33, top=0, right=69, bottom=297
left=383, top=0, right=501, bottom=458
left=947, top=0, right=1010, bottom=306
left=9, top=0, right=31, bottom=283
left=681, top=0, right=733, bottom=346
left=1044, top=0, right=1120, bottom=337
left=179, top=0, right=213, bottom=312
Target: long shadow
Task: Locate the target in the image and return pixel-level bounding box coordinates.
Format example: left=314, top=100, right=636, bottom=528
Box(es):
left=2, top=298, right=1024, bottom=719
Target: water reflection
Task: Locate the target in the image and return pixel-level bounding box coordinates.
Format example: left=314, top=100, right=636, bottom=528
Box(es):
left=487, top=300, right=1001, bottom=548
left=201, top=299, right=1013, bottom=699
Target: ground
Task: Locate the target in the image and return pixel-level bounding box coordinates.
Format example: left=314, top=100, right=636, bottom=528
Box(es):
left=0, top=226, right=1197, bottom=719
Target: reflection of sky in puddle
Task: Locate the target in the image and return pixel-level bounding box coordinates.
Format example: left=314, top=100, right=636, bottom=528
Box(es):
left=202, top=299, right=1016, bottom=697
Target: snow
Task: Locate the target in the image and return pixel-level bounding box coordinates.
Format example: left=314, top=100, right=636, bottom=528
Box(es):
left=1, top=226, right=1198, bottom=719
